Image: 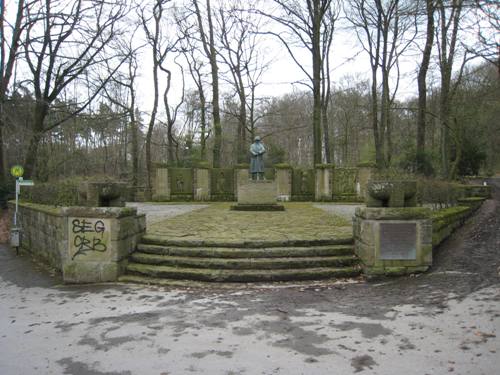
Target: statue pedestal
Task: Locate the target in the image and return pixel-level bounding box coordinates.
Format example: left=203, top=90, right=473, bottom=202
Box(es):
left=231, top=180, right=284, bottom=211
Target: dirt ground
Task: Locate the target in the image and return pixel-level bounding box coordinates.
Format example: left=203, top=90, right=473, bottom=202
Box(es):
left=0, top=180, right=498, bottom=374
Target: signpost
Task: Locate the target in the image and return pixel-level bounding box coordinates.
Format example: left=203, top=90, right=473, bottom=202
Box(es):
left=10, top=165, right=34, bottom=254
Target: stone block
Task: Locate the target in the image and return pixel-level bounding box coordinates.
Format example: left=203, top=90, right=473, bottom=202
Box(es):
left=63, top=261, right=119, bottom=283
left=237, top=180, right=277, bottom=205
left=194, top=168, right=210, bottom=201
left=276, top=168, right=292, bottom=201
left=353, top=207, right=433, bottom=275
left=154, top=168, right=170, bottom=200
left=315, top=167, right=333, bottom=201
left=366, top=180, right=417, bottom=207
left=357, top=166, right=374, bottom=200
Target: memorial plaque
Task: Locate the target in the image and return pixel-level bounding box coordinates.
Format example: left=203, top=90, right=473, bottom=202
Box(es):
left=379, top=222, right=417, bottom=260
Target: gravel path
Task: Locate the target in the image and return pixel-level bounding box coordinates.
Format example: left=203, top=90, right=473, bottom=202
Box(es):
left=126, top=203, right=208, bottom=226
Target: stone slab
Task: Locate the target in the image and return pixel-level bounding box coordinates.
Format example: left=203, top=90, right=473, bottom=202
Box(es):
left=230, top=204, right=285, bottom=211
left=237, top=180, right=277, bottom=205
left=379, top=222, right=417, bottom=260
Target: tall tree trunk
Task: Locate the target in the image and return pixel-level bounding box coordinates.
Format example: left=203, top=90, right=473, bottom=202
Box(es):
left=311, top=0, right=322, bottom=165
left=199, top=92, right=207, bottom=160
left=23, top=103, right=48, bottom=178
left=0, top=0, right=25, bottom=183
left=416, top=0, right=435, bottom=173
left=130, top=109, right=138, bottom=193
left=236, top=72, right=247, bottom=164
left=370, top=69, right=383, bottom=168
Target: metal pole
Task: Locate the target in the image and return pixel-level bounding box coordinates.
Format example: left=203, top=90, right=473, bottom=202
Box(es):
left=14, top=178, right=19, bottom=226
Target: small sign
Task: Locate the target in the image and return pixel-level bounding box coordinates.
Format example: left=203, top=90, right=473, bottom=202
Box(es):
left=10, top=165, right=24, bottom=178
left=380, top=223, right=417, bottom=260
left=18, top=180, right=34, bottom=186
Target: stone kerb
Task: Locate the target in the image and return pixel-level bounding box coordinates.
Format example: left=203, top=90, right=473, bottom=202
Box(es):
left=62, top=207, right=145, bottom=283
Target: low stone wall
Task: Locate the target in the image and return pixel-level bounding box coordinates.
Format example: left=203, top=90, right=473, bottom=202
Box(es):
left=10, top=203, right=66, bottom=270
left=431, top=198, right=485, bottom=247
left=153, top=165, right=373, bottom=203
left=8, top=202, right=145, bottom=283
left=353, top=195, right=487, bottom=276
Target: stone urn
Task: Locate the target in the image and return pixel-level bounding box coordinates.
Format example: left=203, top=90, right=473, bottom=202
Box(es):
left=366, top=180, right=417, bottom=207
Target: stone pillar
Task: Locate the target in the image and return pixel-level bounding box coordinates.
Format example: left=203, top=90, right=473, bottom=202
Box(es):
left=232, top=179, right=284, bottom=211
left=275, top=164, right=292, bottom=202
left=315, top=164, right=334, bottom=201
left=153, top=167, right=170, bottom=201
left=194, top=167, right=210, bottom=201
left=62, top=207, right=146, bottom=283
left=356, top=162, right=376, bottom=201
left=234, top=164, right=250, bottom=201
left=353, top=179, right=432, bottom=276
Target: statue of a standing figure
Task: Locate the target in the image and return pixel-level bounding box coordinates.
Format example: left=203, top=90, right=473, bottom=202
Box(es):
left=250, top=136, right=266, bottom=180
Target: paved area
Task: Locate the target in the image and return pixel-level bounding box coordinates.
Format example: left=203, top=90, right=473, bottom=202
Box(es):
left=0, top=183, right=498, bottom=375
left=0, top=245, right=498, bottom=375
left=138, top=203, right=353, bottom=243
left=126, top=203, right=208, bottom=226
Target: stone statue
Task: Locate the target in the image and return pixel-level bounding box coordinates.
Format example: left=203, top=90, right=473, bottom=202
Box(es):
left=250, top=136, right=266, bottom=180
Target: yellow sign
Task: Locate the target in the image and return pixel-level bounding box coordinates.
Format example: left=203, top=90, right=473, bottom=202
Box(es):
left=10, top=165, right=24, bottom=178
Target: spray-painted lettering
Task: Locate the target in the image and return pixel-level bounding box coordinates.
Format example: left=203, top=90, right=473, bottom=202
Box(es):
left=71, top=219, right=107, bottom=260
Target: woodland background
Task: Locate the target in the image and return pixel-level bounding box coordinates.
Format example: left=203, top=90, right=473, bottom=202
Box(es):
left=1, top=0, right=498, bottom=199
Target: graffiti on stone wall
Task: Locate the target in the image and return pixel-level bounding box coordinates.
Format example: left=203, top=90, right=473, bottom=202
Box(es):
left=70, top=218, right=109, bottom=260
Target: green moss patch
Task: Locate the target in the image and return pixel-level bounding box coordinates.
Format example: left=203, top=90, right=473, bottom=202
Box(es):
left=147, top=202, right=352, bottom=243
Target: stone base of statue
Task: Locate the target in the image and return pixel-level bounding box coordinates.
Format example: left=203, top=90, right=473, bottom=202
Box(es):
left=231, top=180, right=285, bottom=211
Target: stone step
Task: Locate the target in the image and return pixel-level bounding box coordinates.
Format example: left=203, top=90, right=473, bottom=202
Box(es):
left=140, top=235, right=354, bottom=248
left=118, top=274, right=250, bottom=289
left=136, top=243, right=355, bottom=258
left=125, top=263, right=361, bottom=283
left=130, top=252, right=359, bottom=270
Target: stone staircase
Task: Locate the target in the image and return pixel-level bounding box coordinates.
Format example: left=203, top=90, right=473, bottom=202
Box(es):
left=119, top=235, right=361, bottom=284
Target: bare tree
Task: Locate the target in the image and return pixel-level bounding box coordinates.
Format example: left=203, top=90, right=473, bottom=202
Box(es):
left=435, top=0, right=475, bottom=178
left=102, top=29, right=142, bottom=192
left=258, top=0, right=340, bottom=165
left=21, top=0, right=128, bottom=178
left=470, top=0, right=499, bottom=75
left=0, top=0, right=31, bottom=182
left=183, top=47, right=210, bottom=160
left=160, top=56, right=185, bottom=165
left=216, top=1, right=268, bottom=163
left=416, top=0, right=436, bottom=174
left=346, top=0, right=418, bottom=167
left=140, top=0, right=183, bottom=196
left=192, top=0, right=223, bottom=167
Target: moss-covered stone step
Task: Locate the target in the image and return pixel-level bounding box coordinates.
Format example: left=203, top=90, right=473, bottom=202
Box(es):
left=136, top=243, right=355, bottom=258
left=140, top=235, right=353, bottom=248
left=118, top=274, right=250, bottom=289
left=125, top=263, right=361, bottom=282
left=129, top=252, right=359, bottom=270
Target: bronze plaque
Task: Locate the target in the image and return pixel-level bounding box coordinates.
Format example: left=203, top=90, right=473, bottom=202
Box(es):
left=380, top=223, right=417, bottom=260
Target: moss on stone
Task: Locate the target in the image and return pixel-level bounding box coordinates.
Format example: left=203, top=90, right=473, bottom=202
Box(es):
left=274, top=163, right=292, bottom=169
left=146, top=202, right=352, bottom=244
left=15, top=201, right=63, bottom=216
left=357, top=161, right=377, bottom=168
left=315, top=163, right=335, bottom=169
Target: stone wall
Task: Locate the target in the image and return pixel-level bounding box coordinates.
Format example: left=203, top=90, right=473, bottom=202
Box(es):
left=431, top=198, right=485, bottom=247
left=152, top=165, right=372, bottom=203
left=10, top=202, right=66, bottom=270
left=9, top=202, right=145, bottom=283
